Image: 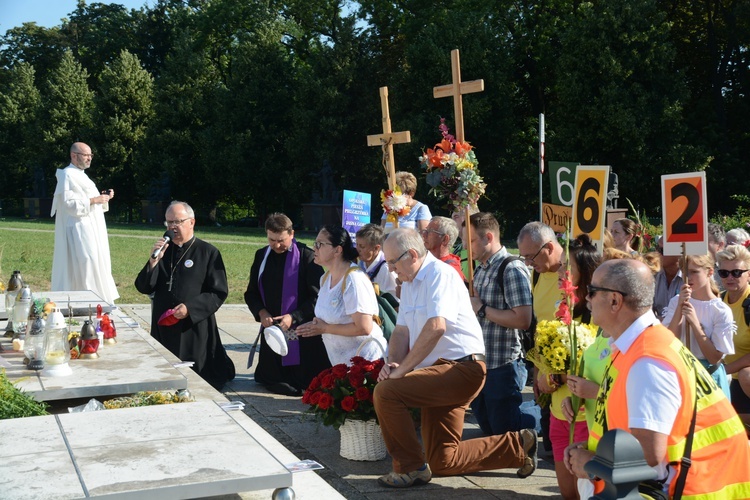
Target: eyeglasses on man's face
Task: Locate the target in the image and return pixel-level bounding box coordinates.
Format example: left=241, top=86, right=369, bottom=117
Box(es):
left=522, top=241, right=550, bottom=264
left=386, top=250, right=410, bottom=267
left=717, top=269, right=749, bottom=279
left=73, top=152, right=94, bottom=159
left=587, top=284, right=629, bottom=298
left=164, top=218, right=192, bottom=227
left=420, top=229, right=444, bottom=237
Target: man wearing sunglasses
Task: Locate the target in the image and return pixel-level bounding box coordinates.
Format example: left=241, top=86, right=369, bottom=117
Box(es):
left=566, top=258, right=750, bottom=498
left=51, top=142, right=119, bottom=304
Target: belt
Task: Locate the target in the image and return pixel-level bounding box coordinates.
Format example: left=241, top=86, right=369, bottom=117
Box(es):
left=454, top=353, right=486, bottom=363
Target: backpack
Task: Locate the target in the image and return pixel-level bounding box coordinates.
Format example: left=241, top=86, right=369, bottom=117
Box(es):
left=720, top=291, right=750, bottom=326
left=324, top=267, right=398, bottom=341
left=496, top=256, right=538, bottom=353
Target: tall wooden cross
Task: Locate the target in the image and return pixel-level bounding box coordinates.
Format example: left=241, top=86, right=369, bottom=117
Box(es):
left=433, top=49, right=484, bottom=143
left=367, top=87, right=411, bottom=190
left=433, top=49, right=484, bottom=294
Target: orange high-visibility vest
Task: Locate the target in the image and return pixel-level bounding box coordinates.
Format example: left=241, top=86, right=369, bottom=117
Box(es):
left=588, top=324, right=750, bottom=500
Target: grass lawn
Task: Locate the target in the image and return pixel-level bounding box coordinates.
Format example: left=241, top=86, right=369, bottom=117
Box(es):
left=0, top=218, right=318, bottom=305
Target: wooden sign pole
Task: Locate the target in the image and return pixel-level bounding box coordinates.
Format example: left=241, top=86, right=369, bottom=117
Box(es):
left=681, top=242, right=691, bottom=351
left=433, top=49, right=484, bottom=295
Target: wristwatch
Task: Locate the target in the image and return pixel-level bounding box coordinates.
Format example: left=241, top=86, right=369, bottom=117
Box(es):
left=477, top=303, right=487, bottom=318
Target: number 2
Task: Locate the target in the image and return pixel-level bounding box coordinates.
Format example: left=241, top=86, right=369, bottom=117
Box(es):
left=670, top=182, right=699, bottom=235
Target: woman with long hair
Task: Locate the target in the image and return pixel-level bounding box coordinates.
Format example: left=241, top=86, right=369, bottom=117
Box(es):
left=538, top=234, right=601, bottom=500
left=296, top=225, right=386, bottom=365
left=662, top=254, right=734, bottom=399
left=609, top=218, right=641, bottom=255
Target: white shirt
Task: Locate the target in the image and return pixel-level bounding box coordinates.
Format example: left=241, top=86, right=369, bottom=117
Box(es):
left=662, top=296, right=736, bottom=359
left=613, top=310, right=681, bottom=484
left=359, top=251, right=399, bottom=298
left=315, top=265, right=386, bottom=366
left=398, top=253, right=485, bottom=368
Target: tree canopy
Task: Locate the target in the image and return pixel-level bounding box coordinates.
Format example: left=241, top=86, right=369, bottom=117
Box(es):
left=1, top=0, right=748, bottom=231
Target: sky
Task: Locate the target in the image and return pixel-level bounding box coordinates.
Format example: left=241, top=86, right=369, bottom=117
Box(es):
left=0, top=0, right=151, bottom=31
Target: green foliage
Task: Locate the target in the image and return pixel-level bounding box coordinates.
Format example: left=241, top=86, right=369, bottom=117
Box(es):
left=42, top=50, right=94, bottom=158
left=0, top=369, right=49, bottom=420
left=0, top=0, right=749, bottom=233
left=0, top=62, right=42, bottom=197
left=711, top=195, right=750, bottom=233
left=94, top=49, right=155, bottom=217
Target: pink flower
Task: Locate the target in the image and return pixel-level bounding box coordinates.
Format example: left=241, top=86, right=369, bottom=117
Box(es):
left=555, top=301, right=572, bottom=324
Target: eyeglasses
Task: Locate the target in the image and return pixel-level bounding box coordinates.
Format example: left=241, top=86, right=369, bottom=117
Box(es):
left=420, top=229, right=444, bottom=237
left=386, top=250, right=410, bottom=267
left=717, top=269, right=749, bottom=279
left=164, top=218, right=192, bottom=227
left=587, top=284, right=629, bottom=297
left=523, top=241, right=550, bottom=263
left=313, top=241, right=333, bottom=250
left=74, top=152, right=94, bottom=158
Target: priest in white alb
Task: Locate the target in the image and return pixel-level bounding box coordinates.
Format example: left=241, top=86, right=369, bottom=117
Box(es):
left=51, top=142, right=119, bottom=304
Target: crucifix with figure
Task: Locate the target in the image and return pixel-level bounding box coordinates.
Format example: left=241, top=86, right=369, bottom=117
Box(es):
left=433, top=49, right=484, bottom=294
left=367, top=86, right=411, bottom=191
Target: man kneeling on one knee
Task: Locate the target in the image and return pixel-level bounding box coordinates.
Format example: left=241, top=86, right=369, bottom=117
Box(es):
left=374, top=228, right=538, bottom=488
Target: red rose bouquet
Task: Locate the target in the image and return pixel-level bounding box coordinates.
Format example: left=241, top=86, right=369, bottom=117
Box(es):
left=302, top=356, right=384, bottom=429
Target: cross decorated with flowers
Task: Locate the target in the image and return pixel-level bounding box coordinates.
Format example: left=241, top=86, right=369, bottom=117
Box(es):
left=432, top=49, right=485, bottom=293
left=367, top=86, right=411, bottom=190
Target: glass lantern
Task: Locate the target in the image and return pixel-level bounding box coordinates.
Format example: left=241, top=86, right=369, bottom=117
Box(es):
left=4, top=270, right=24, bottom=337
left=100, top=313, right=117, bottom=344
left=78, top=320, right=100, bottom=359
left=42, top=308, right=72, bottom=377
left=12, top=285, right=33, bottom=340
left=24, top=306, right=46, bottom=370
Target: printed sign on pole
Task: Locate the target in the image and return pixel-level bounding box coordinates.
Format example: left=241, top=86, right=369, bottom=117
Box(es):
left=572, top=165, right=610, bottom=250
left=661, top=172, right=708, bottom=256
left=342, top=190, right=372, bottom=241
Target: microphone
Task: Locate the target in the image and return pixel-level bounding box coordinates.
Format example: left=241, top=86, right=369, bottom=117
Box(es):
left=152, top=230, right=175, bottom=259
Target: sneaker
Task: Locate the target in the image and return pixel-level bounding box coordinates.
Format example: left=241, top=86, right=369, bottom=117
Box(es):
left=378, top=464, right=432, bottom=488
left=517, top=428, right=538, bottom=478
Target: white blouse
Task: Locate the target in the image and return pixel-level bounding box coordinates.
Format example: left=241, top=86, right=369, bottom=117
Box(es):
left=662, top=296, right=736, bottom=359
left=315, top=265, right=386, bottom=366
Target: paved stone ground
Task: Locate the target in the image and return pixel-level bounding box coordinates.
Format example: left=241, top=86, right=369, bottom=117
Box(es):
left=122, top=304, right=564, bottom=500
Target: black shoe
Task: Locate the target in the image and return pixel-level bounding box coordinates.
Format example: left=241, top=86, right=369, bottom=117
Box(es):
left=268, top=382, right=303, bottom=397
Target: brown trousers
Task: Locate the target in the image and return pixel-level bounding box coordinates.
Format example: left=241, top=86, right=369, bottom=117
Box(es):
left=374, top=358, right=525, bottom=475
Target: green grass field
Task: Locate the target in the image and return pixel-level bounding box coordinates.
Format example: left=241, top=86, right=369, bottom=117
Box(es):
left=0, top=218, right=317, bottom=304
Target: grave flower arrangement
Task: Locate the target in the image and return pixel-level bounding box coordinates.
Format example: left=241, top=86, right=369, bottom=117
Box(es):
left=419, top=118, right=486, bottom=212
left=380, top=186, right=410, bottom=224
left=302, top=356, right=385, bottom=429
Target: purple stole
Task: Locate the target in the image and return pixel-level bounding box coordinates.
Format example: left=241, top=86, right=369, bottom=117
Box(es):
left=258, top=241, right=301, bottom=365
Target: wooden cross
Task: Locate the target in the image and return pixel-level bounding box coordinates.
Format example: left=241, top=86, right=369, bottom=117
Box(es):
left=367, top=87, right=411, bottom=190
left=433, top=49, right=484, bottom=142
left=433, top=49, right=484, bottom=294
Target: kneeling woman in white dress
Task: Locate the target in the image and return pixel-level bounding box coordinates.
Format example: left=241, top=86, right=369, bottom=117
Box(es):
left=296, top=225, right=386, bottom=365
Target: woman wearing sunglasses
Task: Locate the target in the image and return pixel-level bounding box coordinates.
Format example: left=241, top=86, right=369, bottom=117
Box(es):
left=662, top=254, right=734, bottom=399
left=717, top=244, right=750, bottom=431
left=296, top=225, right=386, bottom=366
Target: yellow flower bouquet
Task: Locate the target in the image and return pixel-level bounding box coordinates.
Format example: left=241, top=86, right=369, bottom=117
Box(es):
left=526, top=319, right=597, bottom=377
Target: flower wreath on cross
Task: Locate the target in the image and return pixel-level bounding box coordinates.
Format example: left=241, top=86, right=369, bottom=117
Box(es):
left=419, top=118, right=486, bottom=212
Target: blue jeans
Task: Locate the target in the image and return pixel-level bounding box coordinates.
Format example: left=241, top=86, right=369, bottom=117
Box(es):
left=470, top=357, right=539, bottom=435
